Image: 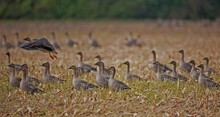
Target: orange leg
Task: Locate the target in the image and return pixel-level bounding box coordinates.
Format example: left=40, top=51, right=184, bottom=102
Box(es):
left=49, top=53, right=54, bottom=59
left=53, top=53, right=57, bottom=59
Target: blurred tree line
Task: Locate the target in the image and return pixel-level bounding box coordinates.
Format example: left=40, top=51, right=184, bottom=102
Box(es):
left=0, top=0, right=219, bottom=20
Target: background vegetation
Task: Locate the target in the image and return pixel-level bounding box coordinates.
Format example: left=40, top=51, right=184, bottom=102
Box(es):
left=0, top=0, right=220, bottom=20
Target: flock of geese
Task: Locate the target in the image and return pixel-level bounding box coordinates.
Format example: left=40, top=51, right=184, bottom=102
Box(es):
left=2, top=32, right=220, bottom=95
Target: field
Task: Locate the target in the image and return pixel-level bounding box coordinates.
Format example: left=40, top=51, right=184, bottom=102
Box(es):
left=0, top=20, right=220, bottom=116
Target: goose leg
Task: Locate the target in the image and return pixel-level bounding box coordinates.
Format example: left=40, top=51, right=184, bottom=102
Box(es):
left=49, top=53, right=54, bottom=59
left=52, top=53, right=57, bottom=59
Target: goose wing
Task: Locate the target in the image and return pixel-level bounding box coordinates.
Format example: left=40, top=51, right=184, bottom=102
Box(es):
left=80, top=80, right=98, bottom=90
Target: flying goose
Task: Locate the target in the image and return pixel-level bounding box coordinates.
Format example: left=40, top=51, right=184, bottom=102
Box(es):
left=197, top=64, right=220, bottom=89
left=203, top=57, right=217, bottom=77
left=178, top=50, right=192, bottom=73
left=169, top=61, right=188, bottom=82
left=19, top=37, right=58, bottom=59
left=69, top=65, right=98, bottom=90
left=51, top=32, right=61, bottom=50
left=77, top=52, right=97, bottom=73
left=123, top=61, right=142, bottom=81
left=65, top=32, right=78, bottom=47
left=148, top=50, right=172, bottom=72
left=2, top=35, right=15, bottom=50
left=19, top=65, right=43, bottom=94
left=41, top=62, right=66, bottom=83
left=108, top=66, right=131, bottom=92
left=88, top=32, right=101, bottom=48
left=94, top=62, right=109, bottom=88
left=7, top=64, right=22, bottom=88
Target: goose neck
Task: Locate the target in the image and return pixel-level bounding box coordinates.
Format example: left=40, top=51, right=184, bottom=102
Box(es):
left=153, top=52, right=156, bottom=61
left=22, top=69, right=28, bottom=80
left=110, top=70, right=115, bottom=79
left=172, top=63, right=176, bottom=72
left=181, top=53, right=185, bottom=62
left=126, top=64, right=130, bottom=74
left=7, top=54, right=10, bottom=64
left=44, top=66, right=50, bottom=75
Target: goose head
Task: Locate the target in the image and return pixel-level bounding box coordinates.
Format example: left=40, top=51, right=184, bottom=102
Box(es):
left=94, top=55, right=101, bottom=62
left=197, top=64, right=204, bottom=70
left=123, top=61, right=130, bottom=66
left=169, top=61, right=176, bottom=65
left=41, top=62, right=50, bottom=67
left=189, top=60, right=196, bottom=66
left=68, top=65, right=77, bottom=70
left=178, top=50, right=184, bottom=54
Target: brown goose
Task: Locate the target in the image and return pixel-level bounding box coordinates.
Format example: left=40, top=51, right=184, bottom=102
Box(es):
left=51, top=32, right=61, bottom=50
left=148, top=50, right=172, bottom=72
left=108, top=66, right=131, bottom=91
left=178, top=50, right=192, bottom=73
left=7, top=64, right=22, bottom=88
left=94, top=62, right=109, bottom=88
left=65, top=32, right=78, bottom=47
left=94, top=55, right=111, bottom=76
left=123, top=61, right=142, bottom=81
left=19, top=65, right=43, bottom=94
left=197, top=64, right=220, bottom=89
left=169, top=61, right=188, bottom=82
left=125, top=32, right=143, bottom=47
left=203, top=57, right=217, bottom=77
left=69, top=65, right=98, bottom=90
left=154, top=61, right=177, bottom=81
left=2, top=35, right=15, bottom=50
left=19, top=37, right=58, bottom=59
left=41, top=62, right=66, bottom=83
left=88, top=32, right=101, bottom=48
left=15, top=32, right=24, bottom=46
left=20, top=64, right=42, bottom=86
left=188, top=60, right=199, bottom=80
left=77, top=52, right=97, bottom=73
left=5, top=52, right=21, bottom=71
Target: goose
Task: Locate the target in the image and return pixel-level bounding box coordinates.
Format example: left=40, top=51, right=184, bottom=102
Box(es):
left=7, top=64, right=22, bottom=88
left=188, top=60, right=199, bottom=80
left=65, top=32, right=78, bottom=47
left=41, top=62, right=66, bottom=83
left=197, top=64, right=220, bottom=89
left=19, top=37, right=58, bottom=59
left=123, top=61, right=142, bottom=81
left=77, top=52, right=97, bottom=73
left=154, top=61, right=177, bottom=81
left=169, top=61, right=188, bottom=82
left=94, top=62, right=109, bottom=88
left=108, top=66, right=131, bottom=92
left=5, top=52, right=21, bottom=71
left=15, top=32, right=24, bottom=46
left=125, top=33, right=143, bottom=47
left=178, top=50, right=192, bottom=73
left=69, top=65, right=98, bottom=90
left=19, top=65, right=43, bottom=94
left=20, top=64, right=42, bottom=86
left=2, top=35, right=15, bottom=50
left=94, top=55, right=111, bottom=76
left=203, top=57, right=217, bottom=77
left=51, top=32, right=61, bottom=50
left=148, top=50, right=172, bottom=72
left=88, top=32, right=101, bottom=48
